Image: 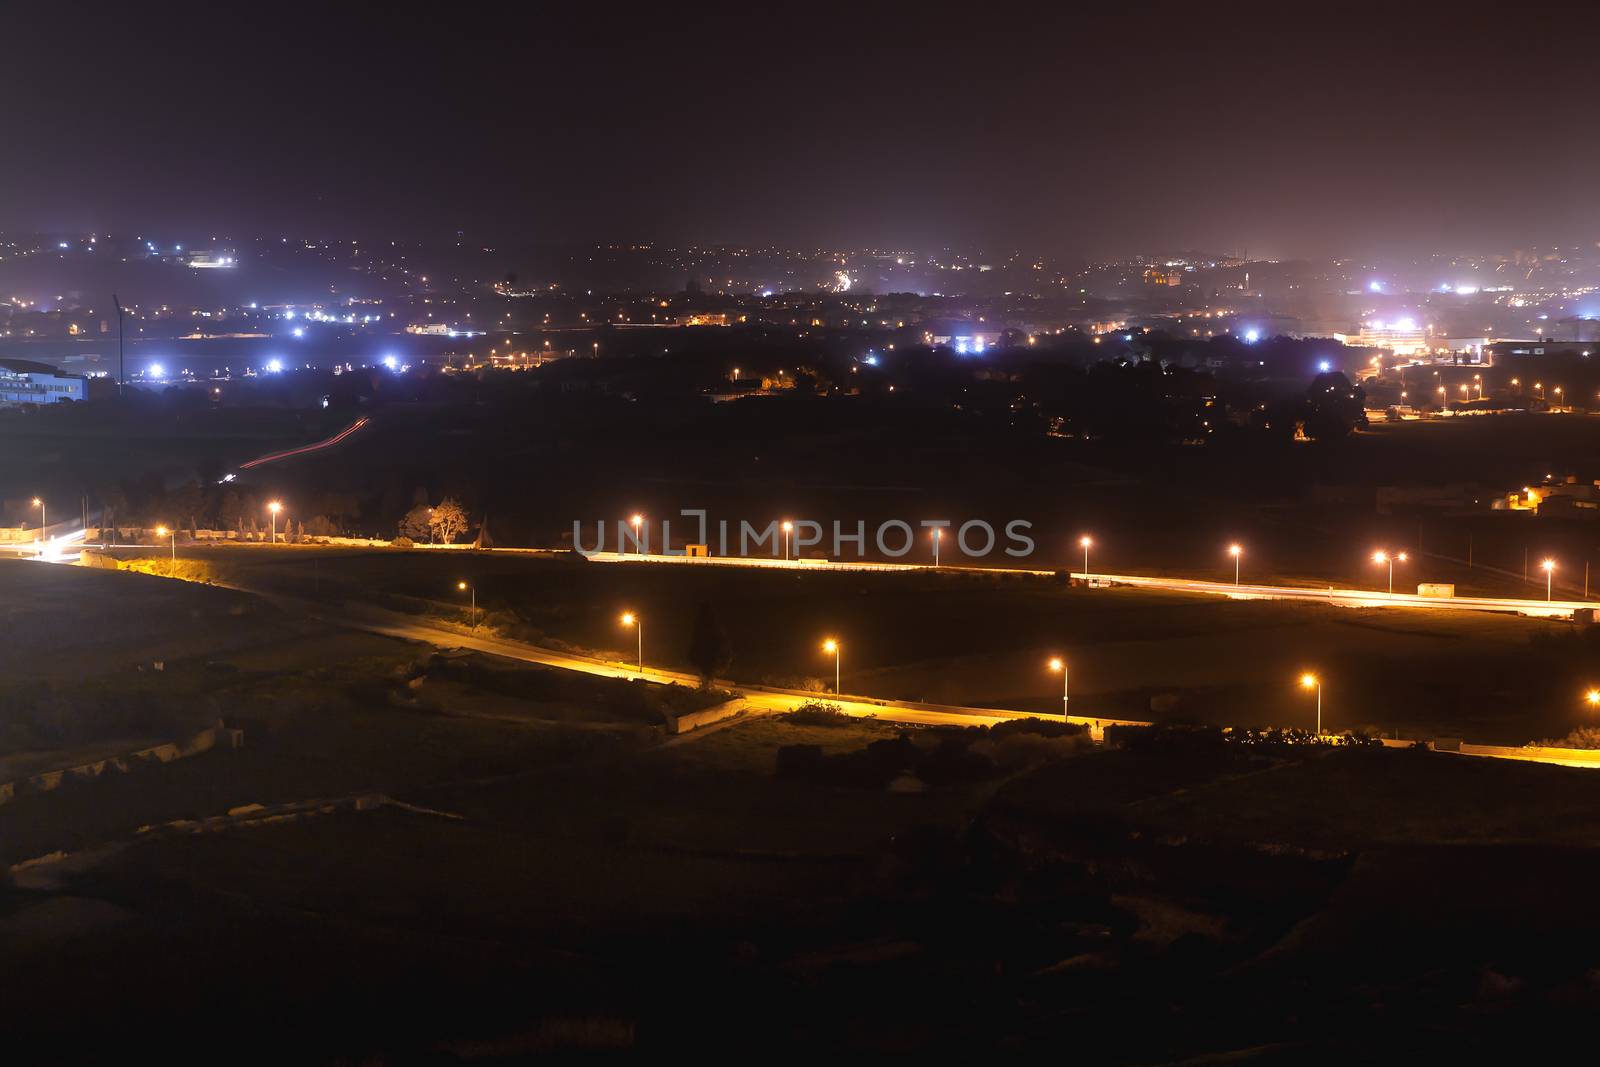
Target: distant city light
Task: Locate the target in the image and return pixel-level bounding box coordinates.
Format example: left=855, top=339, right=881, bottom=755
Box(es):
left=265, top=357, right=284, bottom=373
left=1243, top=328, right=1261, bottom=344
left=1368, top=280, right=1383, bottom=292
left=291, top=327, right=305, bottom=338
left=383, top=354, right=399, bottom=370
left=149, top=362, right=165, bottom=378
left=1318, top=360, right=1332, bottom=372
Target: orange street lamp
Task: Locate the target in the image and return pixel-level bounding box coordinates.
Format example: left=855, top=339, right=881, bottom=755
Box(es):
left=155, top=524, right=175, bottom=563
left=31, top=496, right=44, bottom=556
left=620, top=611, right=642, bottom=672
left=457, top=580, right=476, bottom=631
left=781, top=520, right=793, bottom=561
left=1227, top=543, right=1243, bottom=585
left=1585, top=688, right=1600, bottom=709
left=1372, top=549, right=1408, bottom=594
left=1541, top=558, right=1557, bottom=602
left=822, top=637, right=841, bottom=694
left=1047, top=656, right=1069, bottom=718
left=267, top=500, right=283, bottom=544
left=932, top=526, right=942, bottom=567
left=629, top=513, right=644, bottom=554
left=1079, top=535, right=1093, bottom=581
left=1300, top=672, right=1322, bottom=735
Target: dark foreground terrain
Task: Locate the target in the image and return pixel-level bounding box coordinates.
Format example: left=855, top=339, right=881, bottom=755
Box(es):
left=5, top=563, right=1600, bottom=1061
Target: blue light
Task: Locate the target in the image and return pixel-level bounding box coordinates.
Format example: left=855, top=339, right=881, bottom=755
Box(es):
left=1318, top=360, right=1332, bottom=373
left=1243, top=328, right=1261, bottom=344
left=382, top=354, right=399, bottom=370
left=148, top=362, right=165, bottom=378
left=265, top=357, right=284, bottom=374
left=1368, top=280, right=1383, bottom=293
left=863, top=355, right=878, bottom=366
left=292, top=327, right=305, bottom=338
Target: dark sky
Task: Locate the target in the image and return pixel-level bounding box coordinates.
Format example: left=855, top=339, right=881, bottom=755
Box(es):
left=5, top=3, right=1599, bottom=259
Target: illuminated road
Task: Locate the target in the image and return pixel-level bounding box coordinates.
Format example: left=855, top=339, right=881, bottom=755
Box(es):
left=310, top=600, right=1139, bottom=735
left=583, top=552, right=1590, bottom=619
left=38, top=550, right=1600, bottom=769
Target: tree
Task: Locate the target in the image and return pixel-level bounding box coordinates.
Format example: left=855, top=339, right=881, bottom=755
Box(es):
left=686, top=602, right=732, bottom=686
left=430, top=497, right=469, bottom=545
left=1302, top=371, right=1367, bottom=441
left=398, top=503, right=433, bottom=540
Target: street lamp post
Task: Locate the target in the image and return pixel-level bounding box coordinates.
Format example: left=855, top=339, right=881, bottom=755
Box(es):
left=1048, top=656, right=1069, bottom=718
left=782, top=520, right=793, bottom=561
left=1300, top=673, right=1322, bottom=736
left=822, top=638, right=841, bottom=695
left=1585, top=688, right=1600, bottom=710
left=933, top=527, right=941, bottom=567
left=1372, top=549, right=1408, bottom=594
left=1541, top=558, right=1556, bottom=602
left=1228, top=543, right=1242, bottom=585
left=621, top=611, right=642, bottom=672
left=630, top=513, right=644, bottom=554
left=32, top=497, right=44, bottom=556
left=1079, top=535, right=1093, bottom=582
left=156, top=525, right=175, bottom=563
left=457, top=580, right=476, bottom=631
left=267, top=500, right=283, bottom=544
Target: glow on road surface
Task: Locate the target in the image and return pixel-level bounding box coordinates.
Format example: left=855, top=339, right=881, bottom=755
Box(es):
left=582, top=552, right=1592, bottom=619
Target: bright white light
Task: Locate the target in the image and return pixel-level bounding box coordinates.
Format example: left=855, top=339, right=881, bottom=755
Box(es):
left=149, top=362, right=165, bottom=378
left=1398, top=317, right=1417, bottom=331
left=1318, top=360, right=1332, bottom=373
left=266, top=357, right=284, bottom=373
left=863, top=355, right=878, bottom=366
left=1456, top=285, right=1478, bottom=296
left=383, top=354, right=399, bottom=370
left=292, top=327, right=305, bottom=338
left=1368, top=280, right=1383, bottom=292
left=1243, top=328, right=1262, bottom=343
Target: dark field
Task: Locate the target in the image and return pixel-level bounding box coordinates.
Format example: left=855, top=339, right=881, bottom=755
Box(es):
left=100, top=543, right=1600, bottom=746
left=8, top=532, right=1600, bottom=1060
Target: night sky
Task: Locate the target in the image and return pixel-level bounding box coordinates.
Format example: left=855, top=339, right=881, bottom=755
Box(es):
left=6, top=4, right=1599, bottom=258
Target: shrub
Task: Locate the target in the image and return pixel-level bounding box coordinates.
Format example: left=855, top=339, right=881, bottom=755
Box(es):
left=1533, top=725, right=1600, bottom=750
left=990, top=717, right=1089, bottom=740
left=391, top=535, right=415, bottom=549
left=782, top=700, right=854, bottom=727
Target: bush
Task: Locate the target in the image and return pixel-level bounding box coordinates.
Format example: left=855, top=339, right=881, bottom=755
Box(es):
left=391, top=535, right=414, bottom=549
left=782, top=700, right=854, bottom=727
left=1533, top=725, right=1600, bottom=750
left=990, top=717, right=1089, bottom=740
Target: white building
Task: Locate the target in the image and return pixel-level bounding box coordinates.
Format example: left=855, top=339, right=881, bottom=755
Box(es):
left=0, top=358, right=88, bottom=406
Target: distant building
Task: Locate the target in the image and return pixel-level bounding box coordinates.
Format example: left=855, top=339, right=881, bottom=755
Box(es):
left=1486, top=340, right=1594, bottom=362
left=1335, top=320, right=1429, bottom=357
left=186, top=250, right=237, bottom=269
left=0, top=358, right=87, bottom=406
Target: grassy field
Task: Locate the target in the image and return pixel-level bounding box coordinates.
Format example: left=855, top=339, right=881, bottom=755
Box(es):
left=99, top=544, right=1600, bottom=745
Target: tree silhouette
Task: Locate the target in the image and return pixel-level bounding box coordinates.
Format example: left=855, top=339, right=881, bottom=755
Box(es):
left=686, top=603, right=732, bottom=687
